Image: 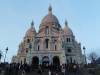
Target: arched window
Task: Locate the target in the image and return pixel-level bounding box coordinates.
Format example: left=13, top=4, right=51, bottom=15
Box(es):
left=70, top=57, right=72, bottom=63
left=26, top=48, right=28, bottom=53
left=67, top=59, right=69, bottom=64
left=67, top=48, right=72, bottom=53
left=45, top=39, right=49, bottom=48
left=45, top=26, right=49, bottom=34
left=27, top=39, right=30, bottom=43
left=66, top=38, right=70, bottom=42
left=55, top=45, right=57, bottom=50
left=38, top=45, right=39, bottom=51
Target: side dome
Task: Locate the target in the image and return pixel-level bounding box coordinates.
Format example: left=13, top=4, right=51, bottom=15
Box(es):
left=25, top=21, right=36, bottom=37
left=40, top=6, right=61, bottom=28
left=63, top=21, right=73, bottom=35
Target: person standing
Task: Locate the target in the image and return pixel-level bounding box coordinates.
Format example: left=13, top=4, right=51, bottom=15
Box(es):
left=48, top=70, right=51, bottom=75
left=62, top=65, right=65, bottom=75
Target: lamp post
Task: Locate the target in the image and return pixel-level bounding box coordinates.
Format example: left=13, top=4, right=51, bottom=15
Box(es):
left=0, top=50, right=2, bottom=63
left=83, top=46, right=87, bottom=64
left=4, top=47, right=8, bottom=63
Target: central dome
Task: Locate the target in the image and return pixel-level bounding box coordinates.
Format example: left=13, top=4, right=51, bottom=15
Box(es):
left=41, top=6, right=60, bottom=25
left=41, top=13, right=59, bottom=24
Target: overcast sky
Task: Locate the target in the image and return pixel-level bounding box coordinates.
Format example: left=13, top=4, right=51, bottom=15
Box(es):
left=0, top=0, right=100, bottom=62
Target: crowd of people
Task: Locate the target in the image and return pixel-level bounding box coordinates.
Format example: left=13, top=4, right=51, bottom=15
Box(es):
left=0, top=62, right=81, bottom=75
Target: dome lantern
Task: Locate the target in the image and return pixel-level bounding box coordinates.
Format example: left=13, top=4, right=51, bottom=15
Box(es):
left=65, top=20, right=68, bottom=26
left=31, top=20, right=34, bottom=28
left=48, top=5, right=52, bottom=14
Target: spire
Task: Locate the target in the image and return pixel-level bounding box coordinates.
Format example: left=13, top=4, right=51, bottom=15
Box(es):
left=30, top=20, right=36, bottom=32
left=31, top=20, right=34, bottom=27
left=48, top=5, right=52, bottom=14
left=65, top=20, right=68, bottom=26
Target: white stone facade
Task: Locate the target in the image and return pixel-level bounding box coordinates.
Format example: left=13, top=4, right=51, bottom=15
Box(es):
left=13, top=6, right=85, bottom=65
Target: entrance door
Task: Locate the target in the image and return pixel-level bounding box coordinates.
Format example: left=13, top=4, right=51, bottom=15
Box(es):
left=42, top=56, right=49, bottom=66
left=53, top=56, right=60, bottom=66
left=32, top=56, right=39, bottom=66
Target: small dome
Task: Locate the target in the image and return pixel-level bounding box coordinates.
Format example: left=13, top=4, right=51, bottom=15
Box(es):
left=25, top=21, right=36, bottom=37
left=63, top=21, right=73, bottom=35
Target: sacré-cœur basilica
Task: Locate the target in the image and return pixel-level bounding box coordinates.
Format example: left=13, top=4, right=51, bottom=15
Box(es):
left=12, top=6, right=86, bottom=66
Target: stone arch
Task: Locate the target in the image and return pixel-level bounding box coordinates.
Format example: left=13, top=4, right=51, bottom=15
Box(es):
left=53, top=56, right=60, bottom=66
left=42, top=56, right=49, bottom=65
left=32, top=56, right=39, bottom=66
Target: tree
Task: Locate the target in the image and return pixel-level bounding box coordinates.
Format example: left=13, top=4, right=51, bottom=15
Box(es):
left=88, top=52, right=98, bottom=63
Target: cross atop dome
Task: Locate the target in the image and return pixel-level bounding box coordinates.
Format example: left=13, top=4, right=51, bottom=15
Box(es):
left=48, top=5, right=52, bottom=14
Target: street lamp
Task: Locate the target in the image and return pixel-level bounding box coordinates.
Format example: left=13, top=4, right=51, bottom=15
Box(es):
left=4, top=47, right=8, bottom=63
left=0, top=50, right=2, bottom=62
left=83, top=46, right=87, bottom=64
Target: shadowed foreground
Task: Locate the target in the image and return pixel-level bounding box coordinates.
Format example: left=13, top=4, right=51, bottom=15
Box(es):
left=0, top=63, right=99, bottom=75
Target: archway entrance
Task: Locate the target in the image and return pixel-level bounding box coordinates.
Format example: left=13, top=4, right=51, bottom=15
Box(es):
left=42, top=56, right=49, bottom=67
left=52, top=56, right=60, bottom=71
left=53, top=56, right=60, bottom=66
left=32, top=56, right=39, bottom=66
